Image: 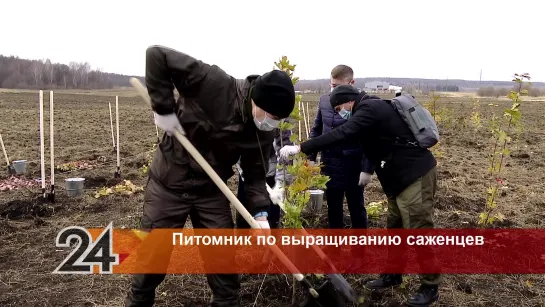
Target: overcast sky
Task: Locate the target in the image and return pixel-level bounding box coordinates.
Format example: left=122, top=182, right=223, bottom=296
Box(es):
left=1, top=0, right=542, bottom=82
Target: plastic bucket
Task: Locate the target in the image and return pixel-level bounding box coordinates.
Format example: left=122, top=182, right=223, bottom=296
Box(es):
left=306, top=189, right=324, bottom=212
left=12, top=160, right=27, bottom=174
left=65, top=177, right=85, bottom=197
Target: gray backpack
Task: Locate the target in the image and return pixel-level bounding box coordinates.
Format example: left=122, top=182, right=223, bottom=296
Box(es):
left=386, top=94, right=439, bottom=148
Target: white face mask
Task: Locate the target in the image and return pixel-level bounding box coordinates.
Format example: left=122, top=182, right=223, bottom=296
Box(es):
left=254, top=118, right=278, bottom=131
left=253, top=109, right=280, bottom=131
left=338, top=107, right=351, bottom=120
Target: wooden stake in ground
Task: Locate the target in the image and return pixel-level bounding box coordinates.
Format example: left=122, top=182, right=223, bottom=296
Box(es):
left=115, top=96, right=121, bottom=178
left=0, top=133, right=13, bottom=174
left=301, top=101, right=309, bottom=139
left=39, top=90, right=46, bottom=198
left=109, top=101, right=116, bottom=150
left=306, top=101, right=311, bottom=134
left=48, top=91, right=55, bottom=202
left=298, top=100, right=302, bottom=141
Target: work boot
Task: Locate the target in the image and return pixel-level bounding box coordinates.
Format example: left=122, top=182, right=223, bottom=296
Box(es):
left=364, top=274, right=402, bottom=290
left=210, top=296, right=241, bottom=307
left=406, top=284, right=439, bottom=306
left=124, top=293, right=154, bottom=307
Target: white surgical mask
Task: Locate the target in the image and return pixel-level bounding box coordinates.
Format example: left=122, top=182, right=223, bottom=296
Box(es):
left=253, top=111, right=280, bottom=131
left=338, top=108, right=351, bottom=120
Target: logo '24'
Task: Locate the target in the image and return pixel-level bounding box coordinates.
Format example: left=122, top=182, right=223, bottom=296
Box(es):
left=53, top=222, right=120, bottom=274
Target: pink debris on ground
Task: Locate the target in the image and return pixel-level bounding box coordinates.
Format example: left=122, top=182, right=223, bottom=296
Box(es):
left=0, top=176, right=48, bottom=192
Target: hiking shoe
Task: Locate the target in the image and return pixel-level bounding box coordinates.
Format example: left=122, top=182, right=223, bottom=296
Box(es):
left=364, top=274, right=402, bottom=290
left=406, top=284, right=439, bottom=306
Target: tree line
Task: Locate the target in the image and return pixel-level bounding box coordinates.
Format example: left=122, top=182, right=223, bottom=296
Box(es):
left=2, top=54, right=544, bottom=94
left=0, top=55, right=140, bottom=89
left=477, top=85, right=544, bottom=98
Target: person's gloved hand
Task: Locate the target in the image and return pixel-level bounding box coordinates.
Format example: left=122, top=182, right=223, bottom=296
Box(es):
left=358, top=172, right=372, bottom=186
left=279, top=145, right=300, bottom=160
left=255, top=215, right=271, bottom=236
left=256, top=219, right=270, bottom=229
left=154, top=113, right=184, bottom=136
left=268, top=181, right=285, bottom=205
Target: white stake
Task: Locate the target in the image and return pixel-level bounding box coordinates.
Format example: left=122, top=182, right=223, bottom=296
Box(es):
left=301, top=101, right=309, bottom=139
left=109, top=101, right=115, bottom=149
left=306, top=101, right=311, bottom=133
left=0, top=133, right=10, bottom=170
left=49, top=91, right=55, bottom=201
left=115, top=96, right=120, bottom=178
left=298, top=100, right=302, bottom=141
left=39, top=90, right=46, bottom=198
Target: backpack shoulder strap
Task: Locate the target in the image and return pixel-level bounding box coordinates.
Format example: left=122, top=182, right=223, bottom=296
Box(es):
left=382, top=97, right=420, bottom=147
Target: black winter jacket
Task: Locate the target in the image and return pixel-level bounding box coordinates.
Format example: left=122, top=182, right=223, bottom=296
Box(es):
left=309, top=94, right=373, bottom=188
left=145, top=45, right=274, bottom=215
left=300, top=93, right=437, bottom=198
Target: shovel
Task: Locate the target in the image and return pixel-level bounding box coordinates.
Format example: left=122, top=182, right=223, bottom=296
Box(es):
left=129, top=78, right=347, bottom=306
left=0, top=133, right=15, bottom=175
left=266, top=185, right=358, bottom=304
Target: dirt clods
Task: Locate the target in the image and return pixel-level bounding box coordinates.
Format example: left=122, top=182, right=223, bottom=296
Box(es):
left=0, top=197, right=54, bottom=219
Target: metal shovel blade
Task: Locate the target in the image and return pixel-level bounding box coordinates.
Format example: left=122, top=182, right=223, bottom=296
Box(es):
left=328, top=273, right=357, bottom=303
left=300, top=279, right=347, bottom=307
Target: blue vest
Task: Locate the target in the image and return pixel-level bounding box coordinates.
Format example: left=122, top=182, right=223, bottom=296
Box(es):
left=310, top=94, right=364, bottom=187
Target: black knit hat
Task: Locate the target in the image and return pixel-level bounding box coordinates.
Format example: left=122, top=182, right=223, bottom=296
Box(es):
left=330, top=85, right=360, bottom=108
left=251, top=70, right=295, bottom=119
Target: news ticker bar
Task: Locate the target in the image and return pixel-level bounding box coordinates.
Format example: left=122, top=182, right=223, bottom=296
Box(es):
left=52, top=223, right=545, bottom=275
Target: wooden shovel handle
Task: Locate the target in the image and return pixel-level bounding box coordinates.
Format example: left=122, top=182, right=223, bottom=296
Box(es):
left=0, top=133, right=10, bottom=166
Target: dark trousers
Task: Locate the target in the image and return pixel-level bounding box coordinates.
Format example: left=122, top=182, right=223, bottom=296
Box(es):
left=235, top=175, right=281, bottom=229
left=125, top=178, right=241, bottom=307
left=325, top=185, right=368, bottom=229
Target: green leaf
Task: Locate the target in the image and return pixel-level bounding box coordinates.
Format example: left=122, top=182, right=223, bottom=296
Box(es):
left=289, top=110, right=302, bottom=120
left=494, top=212, right=505, bottom=222
left=478, top=212, right=486, bottom=225
left=278, top=121, right=294, bottom=130
left=289, top=133, right=298, bottom=142
left=505, top=109, right=521, bottom=121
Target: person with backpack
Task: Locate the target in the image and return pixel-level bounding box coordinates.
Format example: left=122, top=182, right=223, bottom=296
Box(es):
left=309, top=65, right=373, bottom=230
left=279, top=85, right=441, bottom=306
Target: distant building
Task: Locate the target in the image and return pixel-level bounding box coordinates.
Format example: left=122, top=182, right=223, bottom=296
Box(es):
left=388, top=85, right=402, bottom=92
left=364, top=81, right=390, bottom=92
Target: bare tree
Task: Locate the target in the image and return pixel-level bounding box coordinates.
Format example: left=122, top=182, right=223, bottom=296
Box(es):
left=30, top=60, right=43, bottom=86
left=95, top=67, right=103, bottom=86
left=69, top=61, right=80, bottom=88
left=78, top=62, right=90, bottom=88
left=44, top=59, right=54, bottom=85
